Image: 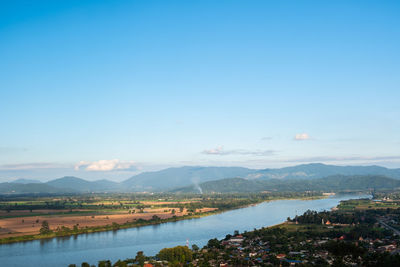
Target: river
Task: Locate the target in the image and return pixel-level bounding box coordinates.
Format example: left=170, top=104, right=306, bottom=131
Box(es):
left=0, top=194, right=370, bottom=267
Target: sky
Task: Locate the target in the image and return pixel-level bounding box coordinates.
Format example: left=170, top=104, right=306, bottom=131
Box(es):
left=0, top=0, right=399, bottom=181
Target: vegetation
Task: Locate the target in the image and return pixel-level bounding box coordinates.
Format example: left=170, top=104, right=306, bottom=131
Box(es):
left=174, top=175, right=400, bottom=193
left=157, top=246, right=193, bottom=264
left=73, top=197, right=400, bottom=266
left=0, top=192, right=322, bottom=244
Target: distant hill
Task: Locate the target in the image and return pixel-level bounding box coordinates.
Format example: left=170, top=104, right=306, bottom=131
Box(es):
left=248, top=163, right=400, bottom=180
left=46, top=176, right=120, bottom=193
left=11, top=178, right=42, bottom=184
left=121, top=166, right=254, bottom=191
left=0, top=177, right=120, bottom=195
left=172, top=175, right=400, bottom=193
left=3, top=163, right=400, bottom=194
left=121, top=164, right=400, bottom=191
left=0, top=182, right=68, bottom=194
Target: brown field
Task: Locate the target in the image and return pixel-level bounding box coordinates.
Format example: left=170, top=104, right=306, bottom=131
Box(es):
left=0, top=207, right=216, bottom=239
left=141, top=200, right=200, bottom=205
left=0, top=209, right=88, bottom=216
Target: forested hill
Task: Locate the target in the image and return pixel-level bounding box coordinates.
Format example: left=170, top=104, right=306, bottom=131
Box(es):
left=121, top=164, right=400, bottom=191
left=172, top=175, right=400, bottom=193
left=121, top=166, right=254, bottom=191
left=247, top=163, right=400, bottom=180
left=2, top=164, right=400, bottom=194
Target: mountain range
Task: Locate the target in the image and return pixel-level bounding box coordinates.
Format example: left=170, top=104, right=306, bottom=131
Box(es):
left=1, top=163, right=400, bottom=194
left=172, top=175, right=400, bottom=193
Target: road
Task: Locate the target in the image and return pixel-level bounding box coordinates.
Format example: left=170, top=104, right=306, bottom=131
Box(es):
left=379, top=219, right=400, bottom=236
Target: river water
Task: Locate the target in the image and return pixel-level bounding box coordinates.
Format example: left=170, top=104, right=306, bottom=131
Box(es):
left=0, top=194, right=370, bottom=267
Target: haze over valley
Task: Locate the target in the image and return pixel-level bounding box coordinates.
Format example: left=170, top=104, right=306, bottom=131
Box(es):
left=2, top=163, right=400, bottom=194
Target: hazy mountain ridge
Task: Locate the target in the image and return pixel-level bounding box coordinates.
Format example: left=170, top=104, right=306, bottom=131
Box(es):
left=248, top=163, right=400, bottom=180
left=11, top=178, right=42, bottom=184
left=121, top=166, right=255, bottom=191
left=0, top=182, right=68, bottom=194
left=1, top=164, right=400, bottom=194
left=173, top=175, right=400, bottom=193
left=46, top=176, right=120, bottom=192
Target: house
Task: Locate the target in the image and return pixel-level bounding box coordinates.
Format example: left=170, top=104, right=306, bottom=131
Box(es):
left=276, top=254, right=286, bottom=259
left=229, top=237, right=244, bottom=243
left=285, top=259, right=302, bottom=265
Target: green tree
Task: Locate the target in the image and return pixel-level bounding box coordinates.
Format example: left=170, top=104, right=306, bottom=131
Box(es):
left=135, top=251, right=146, bottom=266
left=113, top=260, right=127, bottom=267
left=40, top=220, right=52, bottom=235
left=98, top=260, right=111, bottom=267
left=152, top=215, right=160, bottom=221
left=112, top=222, right=120, bottom=230
left=157, top=245, right=192, bottom=264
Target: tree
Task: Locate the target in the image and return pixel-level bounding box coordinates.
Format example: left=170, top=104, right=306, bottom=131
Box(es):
left=98, top=260, right=111, bottom=267
left=113, top=260, right=127, bottom=267
left=81, top=263, right=90, bottom=267
left=207, top=238, right=221, bottom=249
left=191, top=244, right=199, bottom=252
left=135, top=251, right=146, bottom=266
left=40, top=220, right=52, bottom=235
left=157, top=246, right=192, bottom=264
left=112, top=222, right=120, bottom=230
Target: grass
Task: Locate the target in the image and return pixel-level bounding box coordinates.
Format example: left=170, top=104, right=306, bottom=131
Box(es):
left=0, top=209, right=221, bottom=244
left=338, top=199, right=400, bottom=210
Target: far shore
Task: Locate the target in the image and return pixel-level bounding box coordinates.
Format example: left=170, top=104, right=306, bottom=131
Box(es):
left=0, top=194, right=333, bottom=245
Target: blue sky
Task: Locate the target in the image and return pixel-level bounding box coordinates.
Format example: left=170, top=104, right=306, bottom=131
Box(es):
left=0, top=0, right=399, bottom=181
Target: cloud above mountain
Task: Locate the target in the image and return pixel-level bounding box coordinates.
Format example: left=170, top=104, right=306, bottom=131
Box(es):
left=294, top=133, right=310, bottom=141
left=74, top=159, right=138, bottom=171
left=202, top=146, right=275, bottom=156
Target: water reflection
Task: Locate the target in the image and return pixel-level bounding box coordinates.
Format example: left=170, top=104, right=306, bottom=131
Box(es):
left=39, top=238, right=53, bottom=246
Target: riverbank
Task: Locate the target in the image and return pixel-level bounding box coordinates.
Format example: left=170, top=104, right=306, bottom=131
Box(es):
left=0, top=209, right=218, bottom=244
left=0, top=194, right=328, bottom=245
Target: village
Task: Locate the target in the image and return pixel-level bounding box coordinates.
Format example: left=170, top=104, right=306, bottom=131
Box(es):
left=190, top=217, right=400, bottom=266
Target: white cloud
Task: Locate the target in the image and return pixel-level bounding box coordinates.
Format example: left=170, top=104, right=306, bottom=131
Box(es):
left=74, top=159, right=137, bottom=171
left=203, top=145, right=224, bottom=155
left=294, top=133, right=310, bottom=141
left=202, top=146, right=275, bottom=156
